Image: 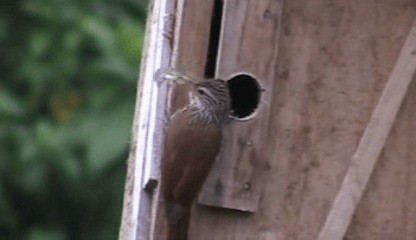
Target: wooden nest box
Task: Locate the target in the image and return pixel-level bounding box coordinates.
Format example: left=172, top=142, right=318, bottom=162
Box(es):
left=119, top=0, right=416, bottom=239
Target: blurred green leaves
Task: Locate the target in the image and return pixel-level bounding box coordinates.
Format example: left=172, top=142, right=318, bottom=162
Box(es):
left=0, top=0, right=147, bottom=239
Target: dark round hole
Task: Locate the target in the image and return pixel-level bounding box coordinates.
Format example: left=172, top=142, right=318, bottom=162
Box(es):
left=226, top=74, right=261, bottom=119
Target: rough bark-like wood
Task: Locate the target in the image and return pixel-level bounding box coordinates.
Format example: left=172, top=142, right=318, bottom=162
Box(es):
left=317, top=20, right=416, bottom=240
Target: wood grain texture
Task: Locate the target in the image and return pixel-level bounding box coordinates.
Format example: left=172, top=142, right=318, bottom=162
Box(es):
left=346, top=77, right=416, bottom=240
left=189, top=0, right=416, bottom=239
left=198, top=0, right=283, bottom=212
left=120, top=0, right=179, bottom=239
left=318, top=20, right=416, bottom=240
left=153, top=1, right=215, bottom=239
left=168, top=0, right=215, bottom=114
left=150, top=0, right=416, bottom=239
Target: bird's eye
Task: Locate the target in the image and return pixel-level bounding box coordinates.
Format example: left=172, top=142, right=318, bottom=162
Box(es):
left=197, top=88, right=206, bottom=95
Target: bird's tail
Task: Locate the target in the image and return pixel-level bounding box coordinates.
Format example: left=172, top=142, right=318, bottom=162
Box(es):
left=167, top=210, right=190, bottom=240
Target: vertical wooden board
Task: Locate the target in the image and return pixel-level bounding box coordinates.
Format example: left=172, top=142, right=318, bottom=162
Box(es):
left=198, top=0, right=283, bottom=212
left=153, top=1, right=214, bottom=239
left=190, top=0, right=282, bottom=239
left=119, top=0, right=175, bottom=239
left=168, top=0, right=215, bottom=113
left=345, top=77, right=416, bottom=240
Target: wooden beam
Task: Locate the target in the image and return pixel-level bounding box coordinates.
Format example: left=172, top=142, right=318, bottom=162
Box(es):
left=317, top=20, right=416, bottom=240
left=118, top=0, right=175, bottom=239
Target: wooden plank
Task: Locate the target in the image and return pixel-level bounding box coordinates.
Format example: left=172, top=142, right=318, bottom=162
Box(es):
left=152, top=0, right=215, bottom=239
left=317, top=20, right=416, bottom=240
left=197, top=0, right=283, bottom=212
left=345, top=80, right=416, bottom=239
left=118, top=0, right=175, bottom=239
left=168, top=0, right=216, bottom=113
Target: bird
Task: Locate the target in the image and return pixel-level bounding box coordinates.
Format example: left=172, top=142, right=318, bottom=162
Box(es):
left=160, top=77, right=231, bottom=240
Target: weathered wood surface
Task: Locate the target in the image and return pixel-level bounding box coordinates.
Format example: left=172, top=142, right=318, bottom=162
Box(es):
left=198, top=0, right=283, bottom=212
left=318, top=20, right=416, bottom=240
left=346, top=78, right=416, bottom=240
left=149, top=0, right=416, bottom=239
left=192, top=0, right=416, bottom=239
left=118, top=0, right=176, bottom=239
left=153, top=0, right=215, bottom=239
left=168, top=0, right=215, bottom=113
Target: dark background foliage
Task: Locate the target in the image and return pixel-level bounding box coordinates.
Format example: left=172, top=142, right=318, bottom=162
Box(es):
left=0, top=0, right=147, bottom=239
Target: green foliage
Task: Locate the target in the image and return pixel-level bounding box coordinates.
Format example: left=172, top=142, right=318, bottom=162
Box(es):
left=0, top=0, right=147, bottom=239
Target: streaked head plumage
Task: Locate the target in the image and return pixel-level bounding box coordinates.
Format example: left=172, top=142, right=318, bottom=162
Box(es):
left=190, top=79, right=231, bottom=126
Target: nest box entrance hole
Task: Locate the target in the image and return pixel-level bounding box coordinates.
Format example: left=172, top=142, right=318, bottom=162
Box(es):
left=227, top=74, right=261, bottom=120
